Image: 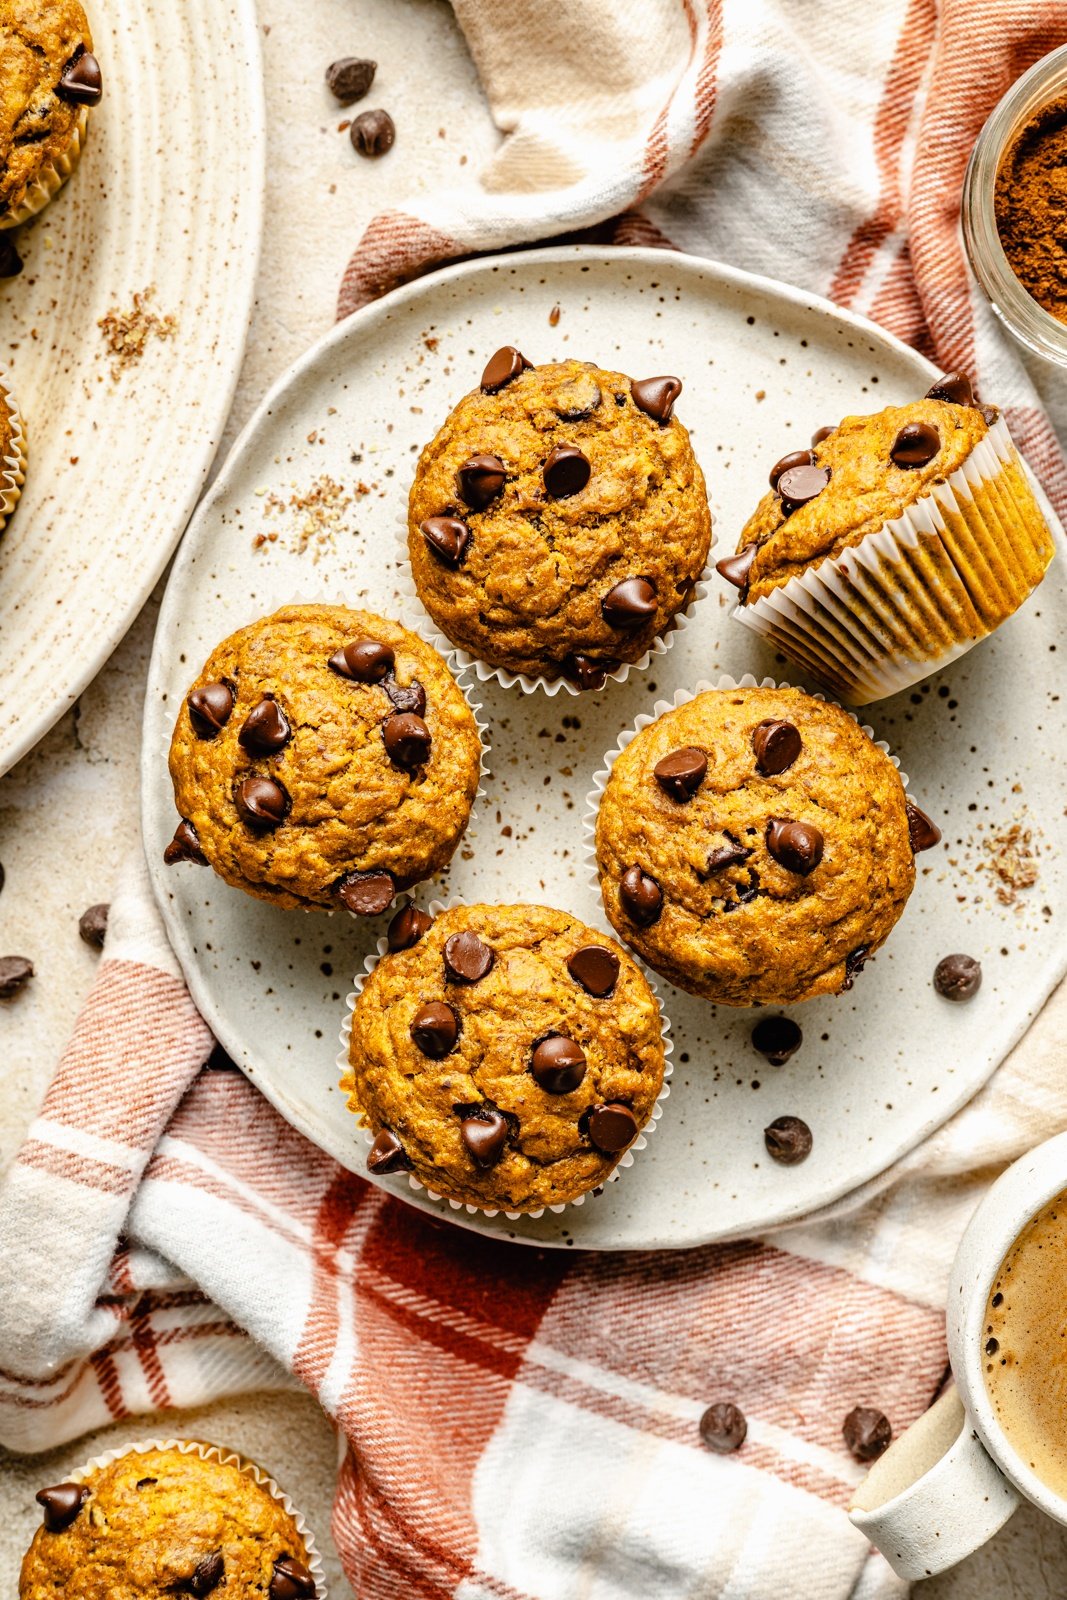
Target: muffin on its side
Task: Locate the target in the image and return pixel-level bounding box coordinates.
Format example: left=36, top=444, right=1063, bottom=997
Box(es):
left=0, top=0, right=102, bottom=229
left=344, top=902, right=666, bottom=1212
left=408, top=350, right=711, bottom=689
left=165, top=604, right=483, bottom=915
left=595, top=684, right=936, bottom=1006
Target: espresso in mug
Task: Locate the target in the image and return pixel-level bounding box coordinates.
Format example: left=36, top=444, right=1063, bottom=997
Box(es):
left=984, top=1188, right=1067, bottom=1497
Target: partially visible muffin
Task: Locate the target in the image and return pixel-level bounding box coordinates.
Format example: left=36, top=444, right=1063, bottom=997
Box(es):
left=0, top=368, right=25, bottom=533
left=165, top=604, right=482, bottom=914
left=0, top=0, right=102, bottom=228
left=344, top=902, right=667, bottom=1211
left=408, top=350, right=712, bottom=688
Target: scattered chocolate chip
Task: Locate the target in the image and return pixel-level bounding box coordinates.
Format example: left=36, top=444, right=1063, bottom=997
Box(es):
left=766, top=818, right=823, bottom=876
left=330, top=638, right=395, bottom=682
left=705, top=839, right=751, bottom=873
left=269, top=1556, right=316, bottom=1600
left=367, top=1128, right=410, bottom=1175
left=764, top=1115, right=812, bottom=1165
left=752, top=719, right=802, bottom=776
left=325, top=56, right=376, bottom=103
left=57, top=49, right=102, bottom=106
left=811, top=425, right=835, bottom=446
left=78, top=903, right=109, bottom=950
left=905, top=799, right=941, bottom=852
left=239, top=697, right=291, bottom=756
left=235, top=775, right=289, bottom=830
left=164, top=819, right=207, bottom=866
left=891, top=421, right=940, bottom=468
left=768, top=448, right=813, bottom=490
left=387, top=904, right=433, bottom=951
left=555, top=372, right=602, bottom=420
left=336, top=869, right=395, bottom=916
left=458, top=453, right=506, bottom=511
left=543, top=443, right=590, bottom=498
left=188, top=1551, right=224, bottom=1597
left=567, top=944, right=620, bottom=997
left=561, top=653, right=614, bottom=690
left=630, top=375, right=682, bottom=424
left=620, top=864, right=663, bottom=926
left=653, top=746, right=707, bottom=801
left=925, top=371, right=974, bottom=407
left=36, top=1483, right=89, bottom=1532
left=383, top=678, right=427, bottom=716
left=531, top=1033, right=587, bottom=1094
left=588, top=1102, right=638, bottom=1153
left=421, top=515, right=469, bottom=568
left=187, top=680, right=234, bottom=738
left=777, top=463, right=830, bottom=514
left=382, top=711, right=431, bottom=769
left=843, top=946, right=869, bottom=989
left=410, top=1000, right=458, bottom=1057
left=0, top=234, right=22, bottom=278
left=0, top=955, right=33, bottom=999
left=715, top=543, right=757, bottom=590
left=350, top=109, right=395, bottom=157
left=460, top=1108, right=508, bottom=1167
left=752, top=1016, right=802, bottom=1065
left=481, top=346, right=531, bottom=392
left=601, top=576, right=657, bottom=630
left=444, top=930, right=494, bottom=984
left=933, top=953, right=982, bottom=1002
left=699, top=1402, right=747, bottom=1454
left=843, top=1406, right=892, bottom=1462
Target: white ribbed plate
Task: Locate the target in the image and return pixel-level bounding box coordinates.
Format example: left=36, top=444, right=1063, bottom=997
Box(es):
left=0, top=0, right=264, bottom=776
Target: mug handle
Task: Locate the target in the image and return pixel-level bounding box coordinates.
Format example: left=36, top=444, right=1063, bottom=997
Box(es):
left=848, top=1389, right=1019, bottom=1580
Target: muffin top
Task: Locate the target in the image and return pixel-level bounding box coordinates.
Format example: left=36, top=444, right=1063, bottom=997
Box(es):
left=19, top=1446, right=316, bottom=1600
left=408, top=352, right=711, bottom=686
left=724, top=377, right=993, bottom=605
left=344, top=901, right=666, bottom=1211
left=166, top=604, right=482, bottom=913
left=0, top=0, right=99, bottom=217
left=595, top=686, right=924, bottom=1006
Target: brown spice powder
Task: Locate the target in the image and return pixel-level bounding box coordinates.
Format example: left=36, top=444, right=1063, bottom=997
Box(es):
left=995, top=95, right=1067, bottom=323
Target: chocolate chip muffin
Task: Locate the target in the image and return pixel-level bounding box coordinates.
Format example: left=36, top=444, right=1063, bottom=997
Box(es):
left=19, top=1444, right=318, bottom=1600
left=343, top=902, right=667, bottom=1211
left=0, top=0, right=102, bottom=228
left=165, top=604, right=483, bottom=915
left=718, top=373, right=1055, bottom=704
left=408, top=350, right=712, bottom=689
left=594, top=684, right=939, bottom=1006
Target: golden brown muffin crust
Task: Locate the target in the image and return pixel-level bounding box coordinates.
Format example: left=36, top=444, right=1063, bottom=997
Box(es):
left=0, top=0, right=91, bottom=216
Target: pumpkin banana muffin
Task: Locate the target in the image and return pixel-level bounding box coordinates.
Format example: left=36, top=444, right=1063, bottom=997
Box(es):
left=0, top=0, right=102, bottom=229
left=343, top=902, right=667, bottom=1211
left=20, top=1443, right=318, bottom=1600
left=594, top=684, right=940, bottom=1006
left=165, top=604, right=483, bottom=915
left=717, top=372, right=1055, bottom=704
left=408, top=349, right=712, bottom=689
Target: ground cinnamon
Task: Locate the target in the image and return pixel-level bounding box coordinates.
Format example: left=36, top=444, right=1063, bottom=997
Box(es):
left=995, top=95, right=1067, bottom=323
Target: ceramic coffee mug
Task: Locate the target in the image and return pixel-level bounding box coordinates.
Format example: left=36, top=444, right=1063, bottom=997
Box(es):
left=849, top=1128, right=1067, bottom=1579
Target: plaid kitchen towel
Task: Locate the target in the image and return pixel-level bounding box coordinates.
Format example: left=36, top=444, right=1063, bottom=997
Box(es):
left=4, top=1, right=1067, bottom=1596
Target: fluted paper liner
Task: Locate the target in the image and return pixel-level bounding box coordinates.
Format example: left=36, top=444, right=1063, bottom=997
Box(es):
left=1, top=108, right=88, bottom=229
left=0, top=376, right=26, bottom=534
left=731, top=417, right=1055, bottom=704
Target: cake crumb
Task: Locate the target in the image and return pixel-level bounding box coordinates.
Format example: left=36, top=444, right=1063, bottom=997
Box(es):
left=982, top=821, right=1039, bottom=904
left=255, top=475, right=353, bottom=558
left=98, top=287, right=178, bottom=378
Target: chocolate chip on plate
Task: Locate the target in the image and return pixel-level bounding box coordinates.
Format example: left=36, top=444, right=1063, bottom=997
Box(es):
left=766, top=818, right=823, bottom=876
left=336, top=869, right=395, bottom=916
left=777, top=463, right=830, bottom=514
left=653, top=746, right=707, bottom=801
left=751, top=1016, right=802, bottom=1065
left=531, top=1033, right=587, bottom=1094
left=699, top=1402, right=747, bottom=1454
left=542, top=443, right=590, bottom=498
left=905, top=799, right=941, bottom=853
left=567, top=943, right=619, bottom=997
left=188, top=1551, right=225, bottom=1597
left=715, top=542, right=757, bottom=590
left=460, top=1108, right=508, bottom=1167
left=410, top=1000, right=458, bottom=1057
left=164, top=819, right=207, bottom=866
left=330, top=638, right=395, bottom=681
left=768, top=448, right=813, bottom=491
left=481, top=346, right=532, bottom=393
left=57, top=49, right=102, bottom=105
left=620, top=864, right=663, bottom=926
left=235, top=776, right=289, bottom=829
left=0, top=955, right=32, bottom=999
left=891, top=421, right=940, bottom=468
left=601, top=577, right=656, bottom=630
left=925, top=371, right=974, bottom=407
left=420, top=515, right=469, bottom=568
left=630, top=375, right=682, bottom=424
left=933, top=953, right=982, bottom=1001
left=350, top=109, right=395, bottom=158
left=269, top=1556, right=316, bottom=1600
left=0, top=234, right=22, bottom=278
left=36, top=1483, right=90, bottom=1532
left=764, top=1115, right=812, bottom=1165
left=382, top=711, right=431, bottom=769
left=325, top=56, right=376, bottom=104
left=387, top=903, right=433, bottom=951
left=187, top=680, right=234, bottom=738
left=587, top=1102, right=638, bottom=1153
left=458, top=453, right=506, bottom=511
left=444, top=930, right=494, bottom=984
left=752, top=718, right=801, bottom=776
left=367, top=1127, right=410, bottom=1175
left=239, top=698, right=291, bottom=757
left=843, top=1405, right=892, bottom=1462
left=78, top=903, right=109, bottom=951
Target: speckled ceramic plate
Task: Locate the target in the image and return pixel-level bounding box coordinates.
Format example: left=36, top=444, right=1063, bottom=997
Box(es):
left=142, top=246, right=1067, bottom=1250
left=0, top=0, right=264, bottom=777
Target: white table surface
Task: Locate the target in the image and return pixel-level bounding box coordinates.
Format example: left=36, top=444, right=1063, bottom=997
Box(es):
left=2, top=1, right=1066, bottom=1592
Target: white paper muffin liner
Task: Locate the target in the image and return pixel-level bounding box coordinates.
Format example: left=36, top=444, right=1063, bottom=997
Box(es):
left=337, top=896, right=674, bottom=1220
left=51, top=1436, right=327, bottom=1597
left=0, top=375, right=26, bottom=533
left=395, top=508, right=710, bottom=696
left=730, top=417, right=1055, bottom=705
left=1, top=108, right=88, bottom=229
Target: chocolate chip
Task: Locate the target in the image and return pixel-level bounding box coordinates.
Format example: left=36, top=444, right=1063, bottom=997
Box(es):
left=843, top=946, right=869, bottom=989
left=336, top=869, right=395, bottom=916
left=382, top=711, right=431, bottom=769
left=766, top=818, right=823, bottom=876
left=187, top=680, right=234, bottom=738
left=0, top=955, right=33, bottom=999
left=567, top=944, right=620, bottom=997
left=481, top=346, right=531, bottom=393
left=630, top=375, right=682, bottom=424
left=905, top=799, right=941, bottom=853
left=981, top=404, right=1000, bottom=426
left=811, top=425, right=835, bottom=446
left=78, top=903, right=109, bottom=950
left=0, top=234, right=22, bottom=278
left=925, top=371, right=974, bottom=406
left=410, top=1000, right=458, bottom=1057
left=325, top=56, right=376, bottom=104
left=933, top=953, right=982, bottom=1001
left=444, top=930, right=494, bottom=984
left=387, top=904, right=433, bottom=951
left=891, top=421, right=940, bottom=468
left=705, top=839, right=751, bottom=873
left=562, top=653, right=615, bottom=691
left=588, top=1102, right=638, bottom=1153
left=715, top=543, right=757, bottom=590
left=543, top=443, right=590, bottom=498
left=653, top=746, right=707, bottom=801
left=350, top=109, right=394, bottom=157
left=752, top=719, right=802, bottom=776
left=777, top=463, right=830, bottom=513
left=330, top=638, right=395, bottom=682
left=57, top=49, right=102, bottom=106
left=460, top=1108, right=508, bottom=1167
left=235, top=776, right=289, bottom=829
left=164, top=819, right=207, bottom=866
left=239, top=697, right=291, bottom=756
left=36, top=1483, right=89, bottom=1532
left=986, top=1337, right=999, bottom=1355
left=457, top=453, right=506, bottom=511
left=555, top=372, right=602, bottom=420
left=768, top=448, right=813, bottom=490
left=620, top=864, right=663, bottom=926
left=764, top=1115, right=812, bottom=1165
left=843, top=1406, right=892, bottom=1462
left=421, top=515, right=469, bottom=568
left=367, top=1128, right=410, bottom=1175
left=188, top=1551, right=224, bottom=1597
left=601, top=577, right=657, bottom=630
left=531, top=1033, right=587, bottom=1093
left=269, top=1556, right=316, bottom=1600
left=699, top=1402, right=747, bottom=1454
left=383, top=679, right=427, bottom=716
left=752, top=1016, right=802, bottom=1065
